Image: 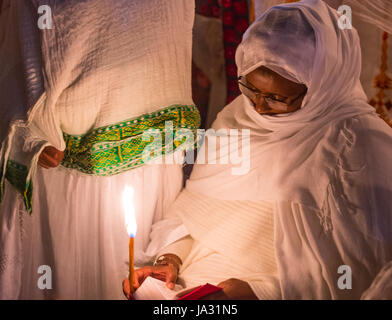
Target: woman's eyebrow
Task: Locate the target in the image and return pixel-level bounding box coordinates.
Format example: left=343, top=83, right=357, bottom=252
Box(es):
left=245, top=79, right=287, bottom=98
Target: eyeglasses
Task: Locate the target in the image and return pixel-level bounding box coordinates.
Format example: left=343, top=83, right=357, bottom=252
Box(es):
left=237, top=76, right=307, bottom=112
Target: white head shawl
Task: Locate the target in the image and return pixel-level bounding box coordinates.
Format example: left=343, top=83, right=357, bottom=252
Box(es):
left=186, top=0, right=376, bottom=210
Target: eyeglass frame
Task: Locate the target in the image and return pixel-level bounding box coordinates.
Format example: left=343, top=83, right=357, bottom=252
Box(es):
left=237, top=76, right=307, bottom=110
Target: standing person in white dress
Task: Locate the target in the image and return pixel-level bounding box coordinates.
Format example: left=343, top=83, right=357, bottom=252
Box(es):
left=124, top=0, right=392, bottom=300
left=0, top=0, right=199, bottom=299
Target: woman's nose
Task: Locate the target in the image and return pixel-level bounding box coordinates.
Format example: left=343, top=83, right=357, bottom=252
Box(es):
left=255, top=96, right=271, bottom=114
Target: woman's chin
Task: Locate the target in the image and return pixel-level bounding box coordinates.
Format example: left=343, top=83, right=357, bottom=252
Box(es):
left=257, top=110, right=282, bottom=116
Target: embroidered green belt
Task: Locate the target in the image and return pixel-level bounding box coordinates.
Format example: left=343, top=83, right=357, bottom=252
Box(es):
left=0, top=104, right=200, bottom=213
left=1, top=160, right=33, bottom=212
left=62, top=104, right=200, bottom=175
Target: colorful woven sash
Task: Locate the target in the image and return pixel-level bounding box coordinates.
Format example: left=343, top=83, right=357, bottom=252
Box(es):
left=0, top=104, right=200, bottom=213
left=62, top=104, right=201, bottom=175
left=1, top=160, right=33, bottom=212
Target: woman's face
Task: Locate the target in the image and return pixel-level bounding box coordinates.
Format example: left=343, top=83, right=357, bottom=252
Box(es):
left=240, top=67, right=307, bottom=116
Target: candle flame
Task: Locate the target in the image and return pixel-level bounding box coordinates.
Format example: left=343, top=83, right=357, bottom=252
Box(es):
left=123, top=186, right=137, bottom=238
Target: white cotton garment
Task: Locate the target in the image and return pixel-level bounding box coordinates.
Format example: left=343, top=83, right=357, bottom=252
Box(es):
left=344, top=0, right=392, bottom=34
left=148, top=0, right=392, bottom=299
left=255, top=0, right=392, bottom=35
left=0, top=160, right=185, bottom=300
left=40, top=0, right=195, bottom=138
left=0, top=0, right=195, bottom=299
left=1, top=0, right=195, bottom=171
left=154, top=190, right=281, bottom=300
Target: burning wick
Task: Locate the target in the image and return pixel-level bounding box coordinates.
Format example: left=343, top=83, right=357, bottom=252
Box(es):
left=123, top=186, right=137, bottom=295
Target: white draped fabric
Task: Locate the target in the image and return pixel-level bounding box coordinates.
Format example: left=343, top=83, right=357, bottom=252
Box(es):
left=0, top=0, right=195, bottom=299
left=149, top=0, right=392, bottom=299
left=156, top=189, right=282, bottom=300
left=361, top=261, right=392, bottom=299
left=344, top=0, right=392, bottom=34
left=0, top=161, right=184, bottom=299
left=255, top=0, right=392, bottom=34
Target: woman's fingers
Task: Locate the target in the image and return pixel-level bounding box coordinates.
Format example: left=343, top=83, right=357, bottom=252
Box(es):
left=38, top=153, right=58, bottom=168
left=38, top=156, right=57, bottom=168
left=165, top=268, right=178, bottom=289
left=122, top=279, right=134, bottom=300
left=123, top=265, right=180, bottom=299
left=38, top=158, right=51, bottom=169
left=123, top=273, right=145, bottom=299
left=150, top=265, right=178, bottom=290
left=44, top=146, right=65, bottom=162
left=38, top=147, right=65, bottom=169
left=40, top=151, right=60, bottom=167
left=122, top=267, right=153, bottom=299
left=134, top=267, right=153, bottom=289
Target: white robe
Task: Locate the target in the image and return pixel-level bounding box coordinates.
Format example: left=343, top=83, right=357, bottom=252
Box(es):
left=0, top=161, right=183, bottom=300
left=154, top=190, right=281, bottom=300
left=0, top=0, right=195, bottom=299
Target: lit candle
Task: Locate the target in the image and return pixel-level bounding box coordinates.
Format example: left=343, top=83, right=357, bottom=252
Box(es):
left=123, top=186, right=137, bottom=294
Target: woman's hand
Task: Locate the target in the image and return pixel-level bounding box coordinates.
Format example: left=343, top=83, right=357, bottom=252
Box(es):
left=122, top=262, right=180, bottom=300
left=206, top=278, right=258, bottom=300
left=176, top=278, right=258, bottom=300
left=38, top=146, right=64, bottom=169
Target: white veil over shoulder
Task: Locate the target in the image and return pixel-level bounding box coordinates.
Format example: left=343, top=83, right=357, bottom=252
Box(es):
left=186, top=0, right=376, bottom=210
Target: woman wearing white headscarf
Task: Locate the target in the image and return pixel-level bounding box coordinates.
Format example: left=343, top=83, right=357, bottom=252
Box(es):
left=124, top=0, right=392, bottom=300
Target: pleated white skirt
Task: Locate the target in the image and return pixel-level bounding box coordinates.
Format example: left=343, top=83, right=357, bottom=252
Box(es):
left=0, top=161, right=183, bottom=299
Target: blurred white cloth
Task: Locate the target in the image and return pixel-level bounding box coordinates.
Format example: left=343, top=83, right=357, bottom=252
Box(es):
left=1, top=0, right=194, bottom=146
left=255, top=0, right=392, bottom=34
left=361, top=261, right=392, bottom=300
left=0, top=161, right=185, bottom=299
left=341, top=0, right=392, bottom=34
left=0, top=0, right=195, bottom=299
